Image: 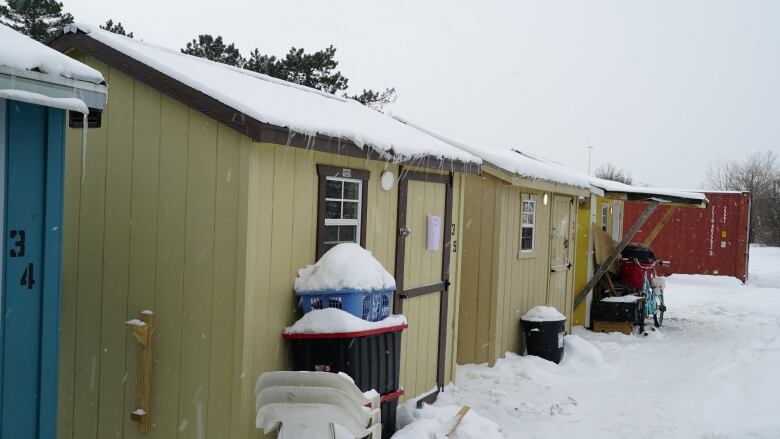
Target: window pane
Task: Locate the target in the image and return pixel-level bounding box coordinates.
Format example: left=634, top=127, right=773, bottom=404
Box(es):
left=324, top=225, right=339, bottom=242
left=325, top=200, right=342, bottom=219
left=339, top=225, right=356, bottom=242
left=324, top=242, right=337, bottom=253
left=521, top=227, right=534, bottom=250
left=342, top=201, right=358, bottom=219
left=343, top=181, right=359, bottom=200
left=326, top=179, right=342, bottom=199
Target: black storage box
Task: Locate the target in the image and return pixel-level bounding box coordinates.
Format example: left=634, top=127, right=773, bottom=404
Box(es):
left=591, top=298, right=641, bottom=322
left=284, top=325, right=405, bottom=395
left=621, top=243, right=656, bottom=262
left=520, top=318, right=566, bottom=364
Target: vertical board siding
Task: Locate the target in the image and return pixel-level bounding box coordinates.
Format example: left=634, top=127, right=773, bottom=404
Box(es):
left=62, top=54, right=468, bottom=439
left=152, top=94, right=189, bottom=439
left=97, top=64, right=134, bottom=439
left=71, top=57, right=109, bottom=439
left=177, top=109, right=217, bottom=438
left=458, top=173, right=572, bottom=365
left=60, top=57, right=247, bottom=439
left=240, top=146, right=407, bottom=436
left=124, top=76, right=162, bottom=439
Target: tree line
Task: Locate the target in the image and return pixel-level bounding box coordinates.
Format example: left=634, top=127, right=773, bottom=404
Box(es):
left=706, top=150, right=780, bottom=246
left=0, top=0, right=396, bottom=110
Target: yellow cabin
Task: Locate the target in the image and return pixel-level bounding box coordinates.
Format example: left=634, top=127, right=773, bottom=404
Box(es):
left=50, top=25, right=482, bottom=439
left=395, top=128, right=593, bottom=367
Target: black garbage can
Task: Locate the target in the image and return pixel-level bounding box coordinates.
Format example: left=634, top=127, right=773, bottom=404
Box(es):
left=284, top=324, right=406, bottom=395
left=520, top=306, right=566, bottom=364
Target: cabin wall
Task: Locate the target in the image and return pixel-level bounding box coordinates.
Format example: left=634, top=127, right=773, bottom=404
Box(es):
left=239, top=152, right=465, bottom=436
left=59, top=54, right=249, bottom=439
left=458, top=173, right=557, bottom=365
left=572, top=195, right=624, bottom=326
left=62, top=52, right=468, bottom=439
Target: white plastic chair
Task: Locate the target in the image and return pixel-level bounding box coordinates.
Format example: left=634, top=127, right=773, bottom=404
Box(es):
left=255, top=371, right=382, bottom=439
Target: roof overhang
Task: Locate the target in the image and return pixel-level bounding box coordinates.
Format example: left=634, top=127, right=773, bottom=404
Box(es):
left=601, top=190, right=708, bottom=208
left=483, top=163, right=591, bottom=197
left=0, top=65, right=106, bottom=110
left=49, top=31, right=479, bottom=175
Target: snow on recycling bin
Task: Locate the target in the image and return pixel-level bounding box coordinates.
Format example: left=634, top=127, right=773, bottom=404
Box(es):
left=288, top=243, right=406, bottom=438
left=520, top=306, right=567, bottom=364
left=294, top=243, right=396, bottom=321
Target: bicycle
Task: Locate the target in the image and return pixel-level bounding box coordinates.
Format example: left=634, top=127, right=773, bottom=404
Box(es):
left=622, top=257, right=668, bottom=329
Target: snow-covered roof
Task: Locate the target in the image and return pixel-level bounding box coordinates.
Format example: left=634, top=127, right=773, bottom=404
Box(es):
left=395, top=117, right=592, bottom=189
left=589, top=177, right=708, bottom=204
left=394, top=116, right=709, bottom=206
left=0, top=23, right=104, bottom=84
left=61, top=24, right=480, bottom=166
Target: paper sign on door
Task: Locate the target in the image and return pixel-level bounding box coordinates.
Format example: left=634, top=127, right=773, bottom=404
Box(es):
left=427, top=214, right=441, bottom=251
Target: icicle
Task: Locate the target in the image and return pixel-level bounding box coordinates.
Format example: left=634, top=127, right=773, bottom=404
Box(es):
left=81, top=111, right=88, bottom=184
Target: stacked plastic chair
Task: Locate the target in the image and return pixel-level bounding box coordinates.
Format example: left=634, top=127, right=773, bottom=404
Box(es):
left=256, top=371, right=382, bottom=439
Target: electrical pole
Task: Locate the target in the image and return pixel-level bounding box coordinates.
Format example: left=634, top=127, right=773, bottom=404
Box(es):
left=587, top=145, right=594, bottom=175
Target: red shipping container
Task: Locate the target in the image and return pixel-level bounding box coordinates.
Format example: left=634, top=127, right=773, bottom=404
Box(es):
left=622, top=192, right=751, bottom=283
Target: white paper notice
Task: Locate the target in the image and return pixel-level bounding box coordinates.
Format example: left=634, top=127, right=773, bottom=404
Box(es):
left=427, top=214, right=442, bottom=251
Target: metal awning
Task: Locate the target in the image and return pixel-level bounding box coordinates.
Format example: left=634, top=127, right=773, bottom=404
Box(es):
left=0, top=66, right=106, bottom=110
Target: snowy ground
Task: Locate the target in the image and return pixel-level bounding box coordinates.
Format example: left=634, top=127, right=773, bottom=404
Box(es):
left=394, top=246, right=780, bottom=438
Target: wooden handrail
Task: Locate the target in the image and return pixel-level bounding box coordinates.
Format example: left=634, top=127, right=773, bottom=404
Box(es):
left=126, top=310, right=154, bottom=432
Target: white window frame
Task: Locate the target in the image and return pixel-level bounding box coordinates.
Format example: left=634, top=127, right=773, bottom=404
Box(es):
left=520, top=199, right=536, bottom=253
left=323, top=176, right=362, bottom=248
left=601, top=202, right=609, bottom=232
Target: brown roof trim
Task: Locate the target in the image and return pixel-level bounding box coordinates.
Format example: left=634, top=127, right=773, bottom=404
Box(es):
left=49, top=31, right=480, bottom=175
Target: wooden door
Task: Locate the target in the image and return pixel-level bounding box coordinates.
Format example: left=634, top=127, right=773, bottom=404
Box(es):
left=547, top=195, right=575, bottom=322
left=394, top=170, right=453, bottom=404
left=1, top=101, right=64, bottom=439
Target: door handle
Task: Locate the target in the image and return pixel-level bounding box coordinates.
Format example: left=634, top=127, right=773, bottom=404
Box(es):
left=399, top=227, right=412, bottom=237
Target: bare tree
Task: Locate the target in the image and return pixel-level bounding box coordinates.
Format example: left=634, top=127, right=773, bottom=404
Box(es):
left=705, top=150, right=780, bottom=245
left=594, top=162, right=633, bottom=185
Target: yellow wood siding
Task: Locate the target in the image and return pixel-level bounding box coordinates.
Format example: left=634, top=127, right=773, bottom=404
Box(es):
left=59, top=56, right=248, bottom=439
left=62, top=53, right=468, bottom=439
left=572, top=197, right=594, bottom=326
left=458, top=172, right=581, bottom=366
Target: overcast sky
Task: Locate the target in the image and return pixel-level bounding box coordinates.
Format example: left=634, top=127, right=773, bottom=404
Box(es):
left=63, top=0, right=779, bottom=188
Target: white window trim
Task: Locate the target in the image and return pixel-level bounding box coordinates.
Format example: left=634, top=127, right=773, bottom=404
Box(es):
left=520, top=199, right=536, bottom=253
left=324, top=176, right=362, bottom=246
left=601, top=202, right=609, bottom=232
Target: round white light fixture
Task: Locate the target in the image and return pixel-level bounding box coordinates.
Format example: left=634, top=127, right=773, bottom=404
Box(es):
left=543, top=193, right=549, bottom=205
left=380, top=171, right=395, bottom=191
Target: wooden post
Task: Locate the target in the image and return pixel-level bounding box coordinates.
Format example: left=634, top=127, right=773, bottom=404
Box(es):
left=643, top=205, right=677, bottom=246
left=573, top=202, right=658, bottom=309
left=126, top=310, right=154, bottom=432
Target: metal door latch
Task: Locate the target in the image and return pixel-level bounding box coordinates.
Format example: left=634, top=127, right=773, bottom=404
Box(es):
left=399, top=226, right=412, bottom=237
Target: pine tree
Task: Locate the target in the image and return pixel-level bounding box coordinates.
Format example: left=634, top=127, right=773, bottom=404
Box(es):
left=0, top=0, right=74, bottom=43
left=181, top=34, right=245, bottom=67
left=245, top=45, right=349, bottom=94
left=101, top=19, right=133, bottom=38
left=347, top=87, right=397, bottom=111
left=184, top=36, right=397, bottom=110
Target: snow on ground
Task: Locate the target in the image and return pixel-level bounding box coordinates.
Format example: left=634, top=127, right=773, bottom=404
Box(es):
left=395, top=247, right=780, bottom=438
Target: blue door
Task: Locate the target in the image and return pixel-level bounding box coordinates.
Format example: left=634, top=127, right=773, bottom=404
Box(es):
left=0, top=100, right=64, bottom=439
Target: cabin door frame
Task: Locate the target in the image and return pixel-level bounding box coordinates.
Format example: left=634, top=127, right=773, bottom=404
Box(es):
left=546, top=195, right=576, bottom=328
left=393, top=168, right=453, bottom=405
left=0, top=100, right=64, bottom=439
